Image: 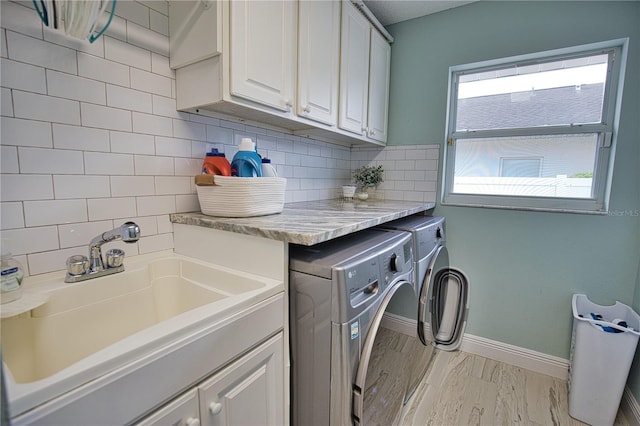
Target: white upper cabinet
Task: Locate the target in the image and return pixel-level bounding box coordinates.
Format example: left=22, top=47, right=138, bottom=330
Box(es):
left=338, top=1, right=391, bottom=143
left=338, top=1, right=371, bottom=136
left=229, top=0, right=297, bottom=112
left=297, top=0, right=341, bottom=126
left=367, top=29, right=391, bottom=142
left=169, top=0, right=391, bottom=146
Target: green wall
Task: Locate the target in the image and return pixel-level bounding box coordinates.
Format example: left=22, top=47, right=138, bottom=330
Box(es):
left=386, top=0, right=640, bottom=401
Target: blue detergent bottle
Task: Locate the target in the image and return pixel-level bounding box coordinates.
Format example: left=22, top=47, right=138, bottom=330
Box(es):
left=231, top=138, right=263, bottom=177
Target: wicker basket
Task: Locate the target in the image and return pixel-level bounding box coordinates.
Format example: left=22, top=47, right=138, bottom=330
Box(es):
left=195, top=175, right=287, bottom=217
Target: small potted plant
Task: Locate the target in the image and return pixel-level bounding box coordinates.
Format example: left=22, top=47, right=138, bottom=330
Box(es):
left=353, top=165, right=384, bottom=200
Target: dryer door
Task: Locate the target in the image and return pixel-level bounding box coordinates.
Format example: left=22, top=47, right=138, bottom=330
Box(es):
left=352, top=280, right=419, bottom=426
left=419, top=245, right=469, bottom=351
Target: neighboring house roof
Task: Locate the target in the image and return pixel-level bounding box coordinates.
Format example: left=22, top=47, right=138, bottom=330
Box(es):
left=456, top=83, right=604, bottom=131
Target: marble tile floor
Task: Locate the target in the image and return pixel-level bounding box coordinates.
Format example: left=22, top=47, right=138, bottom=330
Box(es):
left=400, top=350, right=630, bottom=426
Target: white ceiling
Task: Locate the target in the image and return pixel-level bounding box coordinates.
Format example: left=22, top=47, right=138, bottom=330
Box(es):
left=362, top=0, right=475, bottom=26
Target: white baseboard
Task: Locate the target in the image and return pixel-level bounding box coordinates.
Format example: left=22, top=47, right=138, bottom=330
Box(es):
left=382, top=312, right=569, bottom=379
left=459, top=333, right=569, bottom=379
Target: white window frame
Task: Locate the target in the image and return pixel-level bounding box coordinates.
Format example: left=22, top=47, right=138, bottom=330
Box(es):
left=442, top=39, right=628, bottom=214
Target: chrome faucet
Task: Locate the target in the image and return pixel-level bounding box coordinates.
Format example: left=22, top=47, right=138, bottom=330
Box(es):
left=65, top=222, right=141, bottom=283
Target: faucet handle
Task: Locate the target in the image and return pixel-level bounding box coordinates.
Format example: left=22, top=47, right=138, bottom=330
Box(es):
left=106, top=249, right=125, bottom=268
left=66, top=255, right=89, bottom=276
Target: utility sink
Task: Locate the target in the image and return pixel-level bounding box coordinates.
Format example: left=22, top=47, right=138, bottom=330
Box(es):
left=0, top=251, right=283, bottom=418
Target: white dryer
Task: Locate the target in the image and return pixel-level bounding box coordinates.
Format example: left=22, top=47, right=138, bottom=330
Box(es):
left=379, top=215, right=469, bottom=401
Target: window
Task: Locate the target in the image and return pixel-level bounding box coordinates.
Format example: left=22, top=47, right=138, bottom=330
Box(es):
left=442, top=39, right=627, bottom=213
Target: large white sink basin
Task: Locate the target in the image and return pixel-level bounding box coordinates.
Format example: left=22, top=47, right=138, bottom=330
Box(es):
left=0, top=250, right=283, bottom=419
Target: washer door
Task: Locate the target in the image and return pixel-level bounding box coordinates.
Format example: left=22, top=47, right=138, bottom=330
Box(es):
left=352, top=280, right=419, bottom=426
left=419, top=245, right=469, bottom=351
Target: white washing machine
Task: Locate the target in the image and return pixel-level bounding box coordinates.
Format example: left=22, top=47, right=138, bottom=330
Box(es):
left=289, top=228, right=421, bottom=425
left=379, top=215, right=469, bottom=401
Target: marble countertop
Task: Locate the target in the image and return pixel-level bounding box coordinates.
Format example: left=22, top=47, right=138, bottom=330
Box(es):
left=170, top=199, right=435, bottom=246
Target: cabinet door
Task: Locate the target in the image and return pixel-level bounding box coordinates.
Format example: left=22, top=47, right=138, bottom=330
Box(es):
left=297, top=0, right=340, bottom=126
left=134, top=388, right=200, bottom=426
left=229, top=0, right=297, bottom=112
left=338, top=1, right=370, bottom=136
left=198, top=334, right=284, bottom=426
left=366, top=29, right=391, bottom=143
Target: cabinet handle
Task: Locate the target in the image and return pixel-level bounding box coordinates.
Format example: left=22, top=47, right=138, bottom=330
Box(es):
left=303, top=105, right=311, bottom=113
left=369, top=130, right=376, bottom=137
left=362, top=127, right=369, bottom=135
left=285, top=100, right=293, bottom=112
left=186, top=417, right=200, bottom=426
left=209, top=402, right=223, bottom=415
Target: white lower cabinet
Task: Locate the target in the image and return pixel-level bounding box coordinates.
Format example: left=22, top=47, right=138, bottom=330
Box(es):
left=136, top=333, right=284, bottom=426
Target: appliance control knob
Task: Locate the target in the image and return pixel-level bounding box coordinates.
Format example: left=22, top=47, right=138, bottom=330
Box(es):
left=389, top=253, right=402, bottom=272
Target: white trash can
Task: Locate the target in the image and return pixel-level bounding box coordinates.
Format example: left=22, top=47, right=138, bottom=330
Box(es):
left=568, top=294, right=640, bottom=426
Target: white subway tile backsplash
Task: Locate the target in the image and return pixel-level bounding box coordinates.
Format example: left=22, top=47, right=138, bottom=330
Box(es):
left=130, top=215, right=158, bottom=236
left=139, top=1, right=169, bottom=16
left=84, top=152, right=135, bottom=175
left=130, top=68, right=172, bottom=97
left=106, top=84, right=152, bottom=113
left=206, top=126, right=233, bottom=144
left=150, top=11, right=169, bottom=37
left=1, top=2, right=43, bottom=39
left=105, top=36, right=151, bottom=71
left=136, top=195, right=176, bottom=216
left=155, top=137, right=191, bottom=158
left=53, top=175, right=111, bottom=199
left=138, top=232, right=173, bottom=254
left=174, top=158, right=201, bottom=176
left=27, top=247, right=81, bottom=275
left=1, top=202, right=24, bottom=229
left=156, top=214, right=173, bottom=234
left=115, top=1, right=150, bottom=29
left=1, top=174, right=53, bottom=201
left=190, top=114, right=219, bottom=127
left=7, top=117, right=37, bottom=148
left=1, top=58, right=46, bottom=93
left=134, top=155, right=174, bottom=176
left=1, top=29, right=7, bottom=58
left=53, top=124, right=110, bottom=152
left=110, top=176, right=155, bottom=197
left=132, top=112, right=172, bottom=136
left=24, top=199, right=87, bottom=226
left=87, top=197, right=137, bottom=221
left=19, top=147, right=84, bottom=174
left=426, top=149, right=440, bottom=160
left=6, top=31, right=76, bottom=74
left=175, top=194, right=199, bottom=213
left=81, top=103, right=132, bottom=131
left=152, top=95, right=183, bottom=119
left=46, top=71, right=107, bottom=104
left=173, top=119, right=205, bottom=141
left=155, top=176, right=191, bottom=195
left=1, top=146, right=19, bottom=173
left=110, top=131, right=155, bottom=155
left=2, top=226, right=59, bottom=256
left=1, top=88, right=13, bottom=116
left=78, top=52, right=130, bottom=87
left=13, top=91, right=80, bottom=125
left=58, top=220, right=114, bottom=248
